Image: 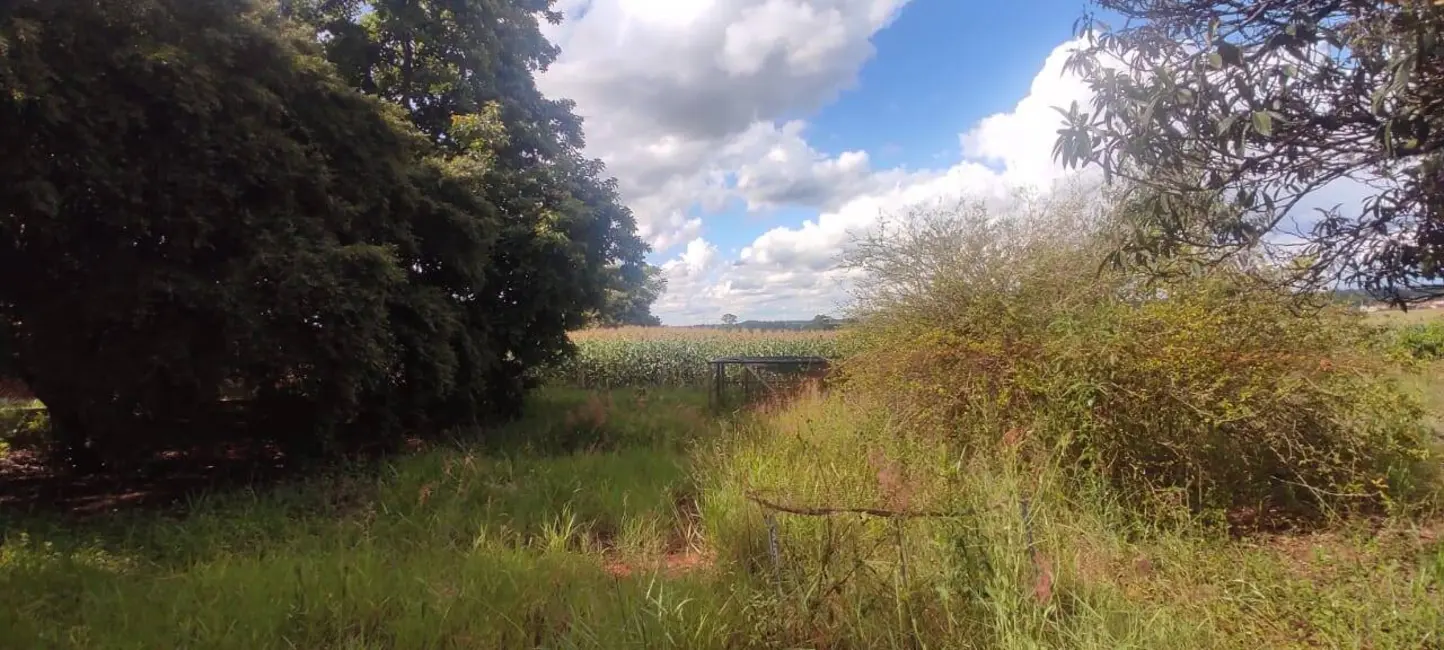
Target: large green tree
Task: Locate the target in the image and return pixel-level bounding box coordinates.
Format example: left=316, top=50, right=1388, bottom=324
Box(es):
left=1055, top=0, right=1444, bottom=301
left=0, top=0, right=499, bottom=467
left=2, top=0, right=659, bottom=469
left=293, top=0, right=654, bottom=388
left=594, top=265, right=666, bottom=327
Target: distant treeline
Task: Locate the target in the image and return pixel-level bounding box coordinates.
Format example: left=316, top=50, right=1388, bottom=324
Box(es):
left=1332, top=287, right=1444, bottom=307
left=689, top=316, right=853, bottom=331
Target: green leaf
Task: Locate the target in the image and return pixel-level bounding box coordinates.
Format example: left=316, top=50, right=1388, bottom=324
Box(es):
left=1251, top=110, right=1273, bottom=137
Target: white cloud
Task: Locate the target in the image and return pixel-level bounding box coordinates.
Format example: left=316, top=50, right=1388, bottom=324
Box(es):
left=959, top=43, right=1093, bottom=187
left=720, top=1, right=854, bottom=76
left=625, top=31, right=1390, bottom=324
left=541, top=2, right=1111, bottom=324
left=727, top=121, right=917, bottom=212
left=539, top=0, right=911, bottom=251
left=655, top=238, right=858, bottom=324
left=662, top=237, right=720, bottom=277
left=647, top=40, right=1100, bottom=324
left=644, top=213, right=705, bottom=253
left=616, top=0, right=716, bottom=28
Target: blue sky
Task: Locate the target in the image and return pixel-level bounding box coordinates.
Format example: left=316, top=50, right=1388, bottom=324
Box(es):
left=537, top=0, right=1107, bottom=324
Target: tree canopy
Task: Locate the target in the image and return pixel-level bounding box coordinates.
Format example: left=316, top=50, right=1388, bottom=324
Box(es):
left=594, top=265, right=667, bottom=327
left=0, top=0, right=658, bottom=469
left=1055, top=0, right=1444, bottom=302
left=291, top=0, right=656, bottom=323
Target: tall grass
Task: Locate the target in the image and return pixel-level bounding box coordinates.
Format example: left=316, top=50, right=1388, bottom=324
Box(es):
left=697, top=390, right=1444, bottom=649
left=0, top=388, right=737, bottom=649
left=2, top=385, right=1442, bottom=648
left=1386, top=321, right=1444, bottom=361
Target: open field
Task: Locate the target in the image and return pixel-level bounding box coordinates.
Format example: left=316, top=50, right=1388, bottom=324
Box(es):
left=1, top=388, right=721, bottom=649
left=555, top=327, right=842, bottom=387
left=1366, top=307, right=1444, bottom=326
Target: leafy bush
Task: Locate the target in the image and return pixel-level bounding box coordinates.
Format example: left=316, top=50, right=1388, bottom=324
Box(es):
left=0, top=405, right=48, bottom=455
left=1388, top=322, right=1444, bottom=361
left=840, top=192, right=1435, bottom=517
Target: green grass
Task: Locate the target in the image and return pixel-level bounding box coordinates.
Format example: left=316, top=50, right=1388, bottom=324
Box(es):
left=0, top=388, right=733, bottom=649
left=2, top=384, right=1442, bottom=649
left=699, top=391, right=1444, bottom=649
left=1366, top=307, right=1444, bottom=326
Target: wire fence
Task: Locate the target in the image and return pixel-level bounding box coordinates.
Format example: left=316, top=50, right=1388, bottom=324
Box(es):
left=743, top=487, right=1054, bottom=628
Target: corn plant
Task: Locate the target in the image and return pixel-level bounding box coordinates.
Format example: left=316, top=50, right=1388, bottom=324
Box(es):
left=549, top=328, right=842, bottom=387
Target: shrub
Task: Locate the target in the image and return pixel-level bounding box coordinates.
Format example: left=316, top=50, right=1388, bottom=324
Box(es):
left=840, top=191, right=1435, bottom=518
left=1389, top=322, right=1444, bottom=361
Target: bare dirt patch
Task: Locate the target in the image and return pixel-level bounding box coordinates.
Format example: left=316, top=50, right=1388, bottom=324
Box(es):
left=603, top=548, right=715, bottom=579
left=0, top=443, right=296, bottom=515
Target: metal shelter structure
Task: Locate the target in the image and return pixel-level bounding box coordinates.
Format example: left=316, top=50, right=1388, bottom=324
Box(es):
left=707, top=355, right=830, bottom=411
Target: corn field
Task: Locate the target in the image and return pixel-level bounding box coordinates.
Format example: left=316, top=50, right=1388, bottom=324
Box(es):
left=549, top=327, right=842, bottom=387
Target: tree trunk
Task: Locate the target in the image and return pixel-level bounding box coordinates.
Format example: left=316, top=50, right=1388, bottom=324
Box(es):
left=47, top=405, right=104, bottom=475
left=22, top=372, right=105, bottom=474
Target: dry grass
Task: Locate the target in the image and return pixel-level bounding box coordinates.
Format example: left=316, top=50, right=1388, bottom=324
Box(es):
left=697, top=388, right=1444, bottom=649
left=1366, top=306, right=1444, bottom=326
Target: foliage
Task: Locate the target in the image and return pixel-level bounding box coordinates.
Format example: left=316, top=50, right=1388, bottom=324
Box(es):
left=551, top=327, right=840, bottom=387
left=1056, top=0, right=1444, bottom=303
left=1, top=0, right=437, bottom=464
left=1388, top=321, right=1444, bottom=361
left=292, top=0, right=656, bottom=336
left=720, top=314, right=738, bottom=326
left=593, top=264, right=667, bottom=327
left=0, top=404, right=46, bottom=452
left=699, top=389, right=1444, bottom=649
left=839, top=195, right=1435, bottom=516
left=809, top=314, right=840, bottom=330
left=0, top=0, right=653, bottom=469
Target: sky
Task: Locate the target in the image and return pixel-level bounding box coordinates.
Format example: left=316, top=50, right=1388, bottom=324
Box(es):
left=536, top=0, right=1107, bottom=325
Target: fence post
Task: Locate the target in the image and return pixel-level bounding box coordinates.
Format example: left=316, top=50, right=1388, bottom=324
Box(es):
left=765, top=511, right=782, bottom=589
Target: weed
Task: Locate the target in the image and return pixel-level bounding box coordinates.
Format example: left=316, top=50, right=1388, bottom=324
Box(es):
left=840, top=197, right=1437, bottom=519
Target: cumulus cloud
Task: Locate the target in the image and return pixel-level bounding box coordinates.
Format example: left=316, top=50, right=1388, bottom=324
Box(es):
left=539, top=0, right=911, bottom=251
left=655, top=238, right=858, bottom=324
left=959, top=44, right=1094, bottom=187
left=545, top=0, right=906, bottom=139
left=628, top=31, right=1384, bottom=323
left=540, top=1, right=1113, bottom=324
left=662, top=237, right=720, bottom=277
left=726, top=121, right=919, bottom=212
left=661, top=40, right=1101, bottom=323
